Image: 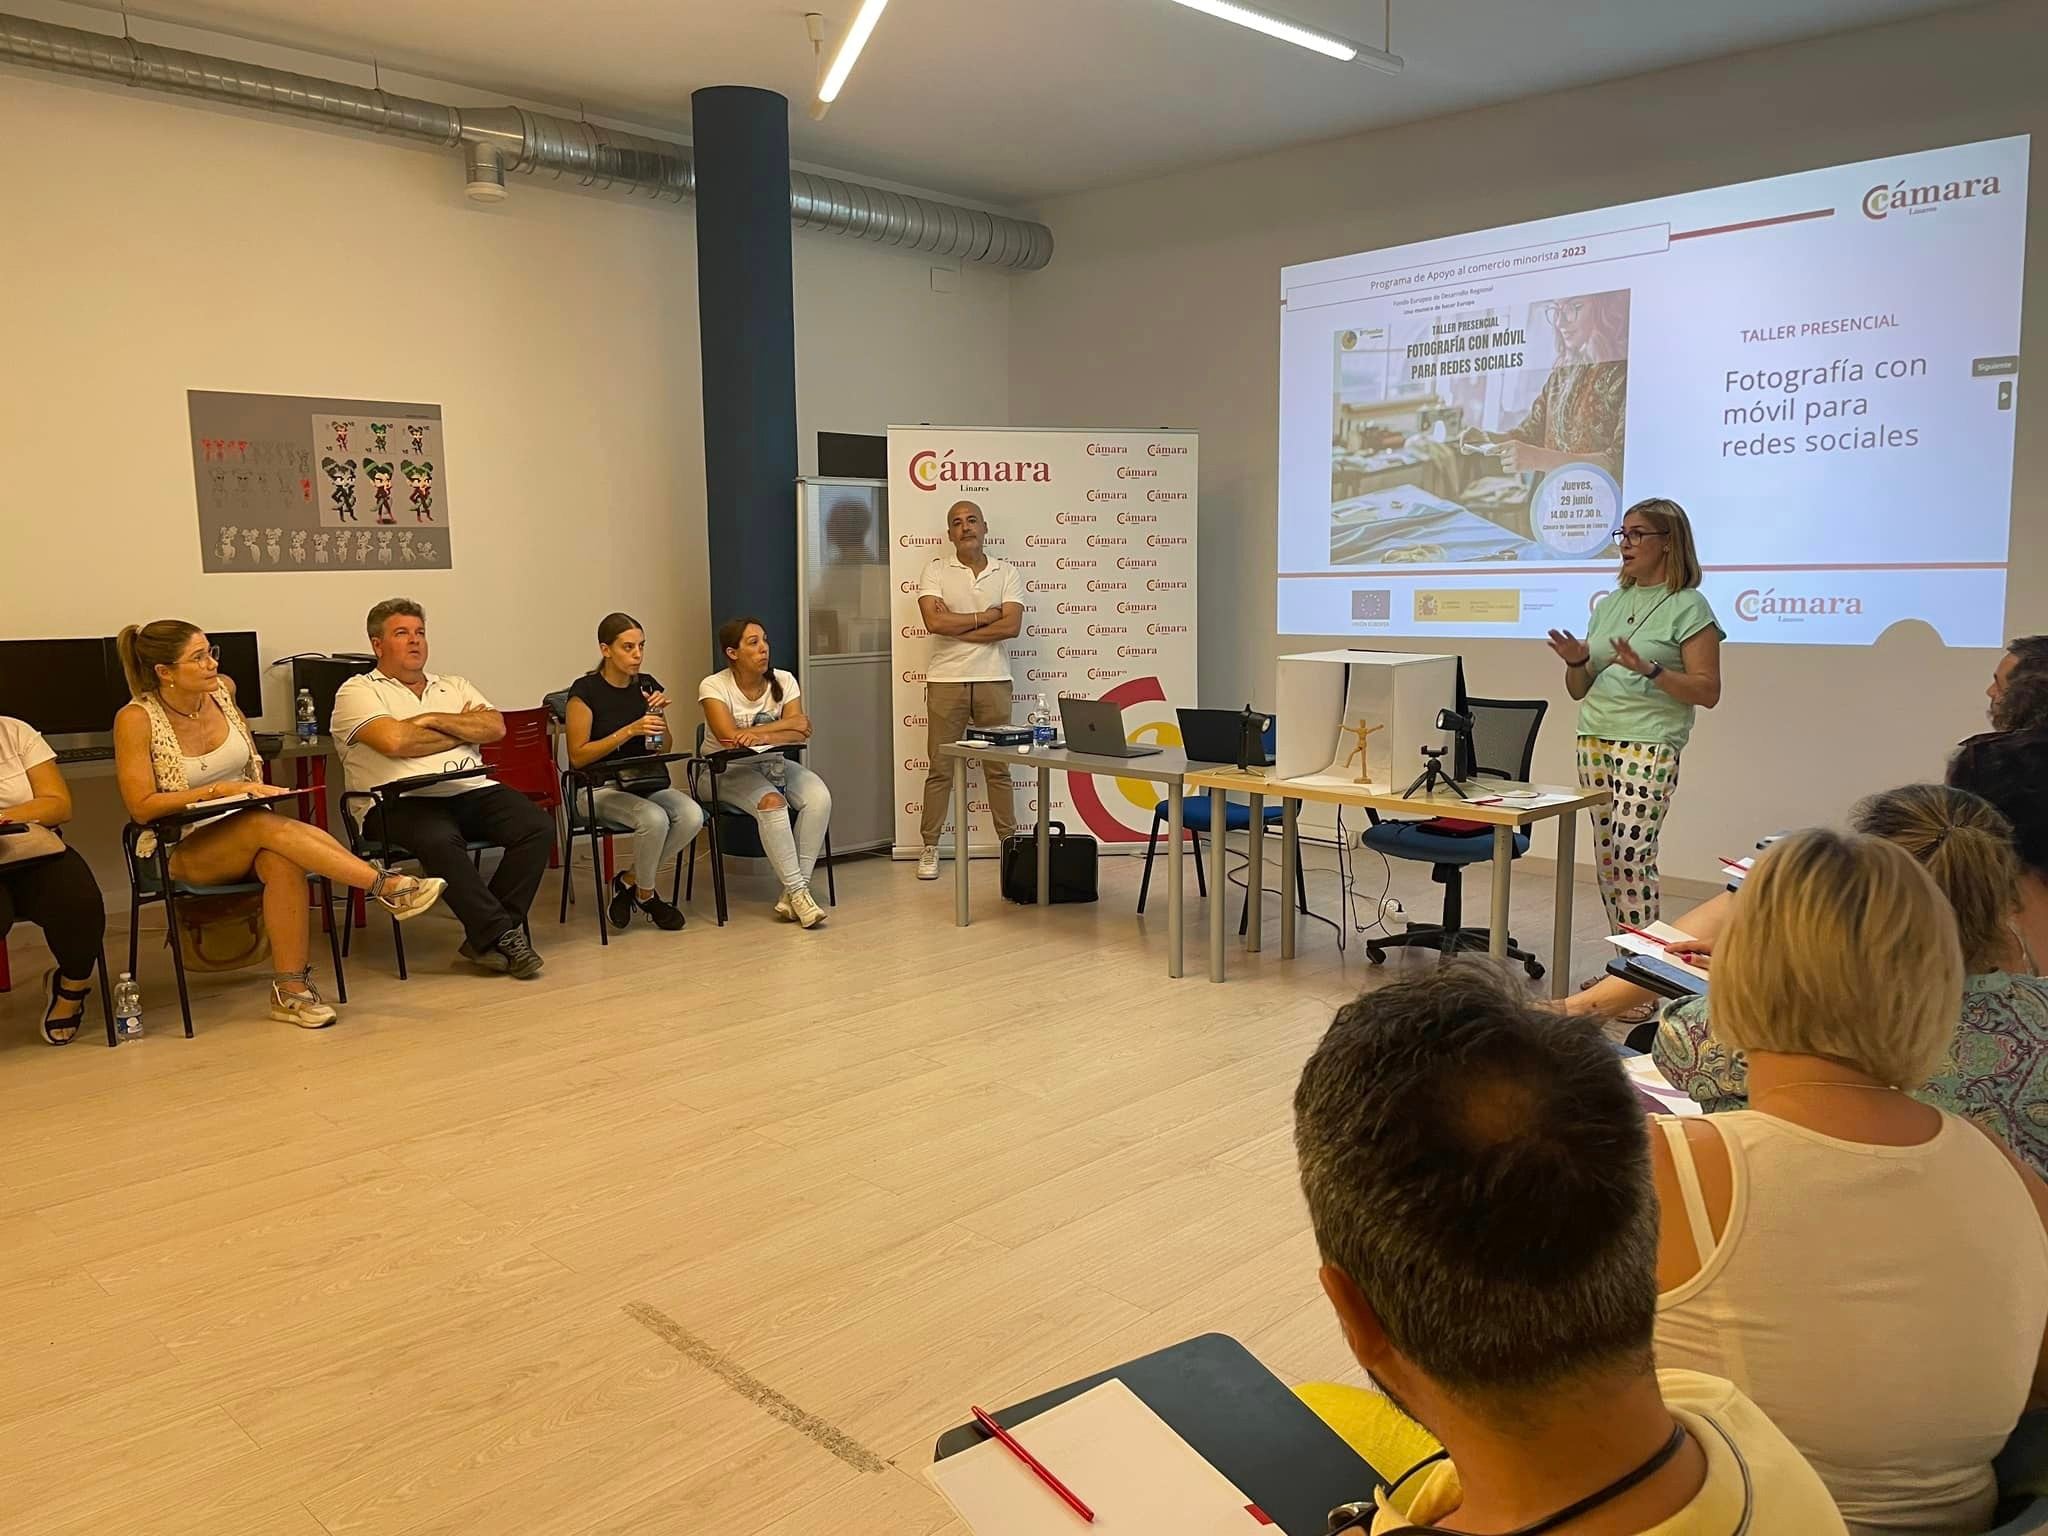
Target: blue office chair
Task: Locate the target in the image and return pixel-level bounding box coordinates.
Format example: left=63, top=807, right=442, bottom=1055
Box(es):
left=1136, top=718, right=1306, bottom=932
left=1362, top=697, right=1548, bottom=981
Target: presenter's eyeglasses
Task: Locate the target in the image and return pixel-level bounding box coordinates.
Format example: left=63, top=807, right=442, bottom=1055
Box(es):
left=178, top=643, right=223, bottom=666
left=1611, top=529, right=1667, bottom=548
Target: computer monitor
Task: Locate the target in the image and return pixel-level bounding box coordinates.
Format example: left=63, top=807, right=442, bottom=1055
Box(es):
left=95, top=629, right=266, bottom=722
left=289, top=654, right=376, bottom=735
left=0, top=638, right=125, bottom=736
left=211, top=631, right=264, bottom=717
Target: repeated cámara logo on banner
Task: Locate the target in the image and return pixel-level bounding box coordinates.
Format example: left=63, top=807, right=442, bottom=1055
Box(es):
left=888, top=426, right=1199, bottom=858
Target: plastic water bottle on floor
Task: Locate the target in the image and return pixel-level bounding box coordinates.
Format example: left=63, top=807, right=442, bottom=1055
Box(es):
left=112, top=972, right=144, bottom=1042
left=1028, top=692, right=1055, bottom=748
left=295, top=688, right=319, bottom=741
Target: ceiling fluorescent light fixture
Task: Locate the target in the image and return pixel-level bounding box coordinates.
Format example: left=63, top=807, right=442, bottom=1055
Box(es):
left=1166, top=0, right=1404, bottom=72
left=817, top=0, right=891, bottom=104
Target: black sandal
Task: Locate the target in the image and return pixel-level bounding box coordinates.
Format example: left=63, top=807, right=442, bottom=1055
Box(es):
left=41, top=966, right=92, bottom=1046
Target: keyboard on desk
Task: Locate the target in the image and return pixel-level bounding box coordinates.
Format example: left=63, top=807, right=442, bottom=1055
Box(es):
left=55, top=745, right=114, bottom=764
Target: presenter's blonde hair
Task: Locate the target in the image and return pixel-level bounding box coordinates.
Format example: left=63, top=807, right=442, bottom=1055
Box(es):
left=1714, top=827, right=1961, bottom=1088
left=1618, top=497, right=1702, bottom=592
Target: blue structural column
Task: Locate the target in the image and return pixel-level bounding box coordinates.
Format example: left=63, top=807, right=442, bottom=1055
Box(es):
left=692, top=86, right=798, bottom=658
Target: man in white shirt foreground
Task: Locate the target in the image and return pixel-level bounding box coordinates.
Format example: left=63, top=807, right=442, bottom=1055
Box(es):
left=915, top=499, right=1024, bottom=879
left=329, top=598, right=554, bottom=980
left=1294, top=968, right=1844, bottom=1534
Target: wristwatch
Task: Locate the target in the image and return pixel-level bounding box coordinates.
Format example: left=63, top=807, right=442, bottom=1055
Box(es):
left=1646, top=661, right=1665, bottom=681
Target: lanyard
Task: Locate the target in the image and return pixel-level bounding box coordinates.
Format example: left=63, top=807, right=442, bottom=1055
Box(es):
left=1327, top=1421, right=1687, bottom=1535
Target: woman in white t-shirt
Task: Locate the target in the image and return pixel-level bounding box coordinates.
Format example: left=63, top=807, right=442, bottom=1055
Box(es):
left=112, top=620, right=447, bottom=1029
left=697, top=617, right=833, bottom=930
left=0, top=716, right=107, bottom=1044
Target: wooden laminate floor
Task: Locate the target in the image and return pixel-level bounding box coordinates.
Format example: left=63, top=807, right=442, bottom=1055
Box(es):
left=0, top=841, right=1622, bottom=1535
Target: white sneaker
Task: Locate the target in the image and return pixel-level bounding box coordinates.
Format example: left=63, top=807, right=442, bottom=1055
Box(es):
left=773, top=893, right=795, bottom=923
left=270, top=979, right=337, bottom=1029
left=917, top=846, right=941, bottom=880
left=787, top=888, right=827, bottom=929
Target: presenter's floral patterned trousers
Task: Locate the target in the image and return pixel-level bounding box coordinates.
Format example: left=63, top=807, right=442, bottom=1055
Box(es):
left=1576, top=736, right=1681, bottom=928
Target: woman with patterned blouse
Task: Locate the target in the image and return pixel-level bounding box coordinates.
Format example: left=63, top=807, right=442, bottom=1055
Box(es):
left=1652, top=783, right=2048, bottom=1177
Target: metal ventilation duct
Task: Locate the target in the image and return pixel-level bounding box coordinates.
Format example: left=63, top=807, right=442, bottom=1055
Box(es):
left=0, top=11, right=1054, bottom=271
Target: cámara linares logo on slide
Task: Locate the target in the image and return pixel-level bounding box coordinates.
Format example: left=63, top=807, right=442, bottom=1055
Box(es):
left=1862, top=174, right=2002, bottom=220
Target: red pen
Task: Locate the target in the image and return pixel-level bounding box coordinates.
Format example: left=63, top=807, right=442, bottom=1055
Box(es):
left=1719, top=854, right=1751, bottom=869
left=1469, top=796, right=1504, bottom=806
left=971, top=1405, right=1095, bottom=1524
left=1619, top=922, right=1671, bottom=947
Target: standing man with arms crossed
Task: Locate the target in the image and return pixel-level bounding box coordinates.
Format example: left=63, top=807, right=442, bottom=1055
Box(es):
left=916, top=499, right=1025, bottom=880
left=330, top=598, right=555, bottom=979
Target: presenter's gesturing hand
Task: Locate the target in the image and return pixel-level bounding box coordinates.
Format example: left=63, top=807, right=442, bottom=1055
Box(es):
left=1545, top=629, right=1591, bottom=667
left=1548, top=628, right=1595, bottom=701
left=1610, top=637, right=1655, bottom=676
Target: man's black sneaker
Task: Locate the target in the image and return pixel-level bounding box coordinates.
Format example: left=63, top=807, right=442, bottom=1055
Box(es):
left=458, top=938, right=509, bottom=973
left=638, top=892, right=687, bottom=932
left=608, top=873, right=637, bottom=931
left=495, top=928, right=546, bottom=980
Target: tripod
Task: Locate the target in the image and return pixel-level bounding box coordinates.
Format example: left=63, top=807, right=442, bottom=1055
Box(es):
left=1402, top=747, right=1467, bottom=800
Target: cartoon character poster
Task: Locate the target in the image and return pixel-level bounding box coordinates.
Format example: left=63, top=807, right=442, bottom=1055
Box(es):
left=190, top=392, right=454, bottom=572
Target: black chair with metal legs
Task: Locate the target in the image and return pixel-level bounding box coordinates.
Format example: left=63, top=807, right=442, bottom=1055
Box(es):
left=121, top=797, right=345, bottom=1038
left=684, top=728, right=835, bottom=927
left=340, top=765, right=499, bottom=980
left=558, top=753, right=694, bottom=944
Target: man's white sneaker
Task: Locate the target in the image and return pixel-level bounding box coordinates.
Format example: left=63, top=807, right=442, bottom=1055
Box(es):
left=916, top=846, right=941, bottom=880
left=788, top=888, right=827, bottom=929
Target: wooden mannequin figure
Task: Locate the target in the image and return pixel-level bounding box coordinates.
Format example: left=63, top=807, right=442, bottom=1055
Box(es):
left=1342, top=719, right=1384, bottom=783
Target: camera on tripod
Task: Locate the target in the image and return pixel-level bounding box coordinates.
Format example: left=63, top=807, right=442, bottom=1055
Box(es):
left=1402, top=708, right=1474, bottom=799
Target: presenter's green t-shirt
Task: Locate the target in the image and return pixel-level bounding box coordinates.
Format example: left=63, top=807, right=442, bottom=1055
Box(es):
left=1577, top=585, right=1722, bottom=751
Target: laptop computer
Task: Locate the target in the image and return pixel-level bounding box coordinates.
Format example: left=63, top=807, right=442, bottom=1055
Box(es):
left=1059, top=696, right=1161, bottom=758
left=1177, top=707, right=1272, bottom=768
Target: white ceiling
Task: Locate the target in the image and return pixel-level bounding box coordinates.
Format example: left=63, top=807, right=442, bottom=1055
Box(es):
left=91, top=0, right=1976, bottom=205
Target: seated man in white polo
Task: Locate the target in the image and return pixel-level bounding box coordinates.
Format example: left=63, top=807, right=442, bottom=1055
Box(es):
left=916, top=499, right=1025, bottom=879
left=329, top=597, right=554, bottom=980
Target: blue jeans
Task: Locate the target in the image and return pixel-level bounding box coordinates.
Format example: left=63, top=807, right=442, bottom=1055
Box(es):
left=714, top=758, right=832, bottom=893
left=590, top=785, right=705, bottom=890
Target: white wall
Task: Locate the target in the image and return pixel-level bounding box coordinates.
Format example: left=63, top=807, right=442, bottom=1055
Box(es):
left=1007, top=0, right=2048, bottom=883
left=0, top=50, right=1009, bottom=886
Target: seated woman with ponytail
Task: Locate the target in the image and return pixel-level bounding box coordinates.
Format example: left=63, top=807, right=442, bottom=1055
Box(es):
left=697, top=617, right=833, bottom=930
left=563, top=611, right=703, bottom=933
left=111, top=620, right=446, bottom=1028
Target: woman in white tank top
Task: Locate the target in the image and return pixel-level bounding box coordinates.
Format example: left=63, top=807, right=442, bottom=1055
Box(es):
left=112, top=620, right=448, bottom=1028
left=1650, top=819, right=2048, bottom=1536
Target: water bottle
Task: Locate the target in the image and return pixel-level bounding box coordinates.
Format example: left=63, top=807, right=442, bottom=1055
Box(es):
left=1028, top=692, right=1055, bottom=748
left=113, top=972, right=144, bottom=1042
left=295, top=688, right=318, bottom=741
left=643, top=684, right=666, bottom=753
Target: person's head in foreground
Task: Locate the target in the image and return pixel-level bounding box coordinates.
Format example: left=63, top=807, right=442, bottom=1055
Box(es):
left=1294, top=966, right=1844, bottom=1534
left=1711, top=825, right=1961, bottom=1089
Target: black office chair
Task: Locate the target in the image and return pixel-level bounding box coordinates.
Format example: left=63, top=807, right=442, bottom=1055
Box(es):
left=341, top=765, right=506, bottom=979
left=122, top=803, right=346, bottom=1037
left=685, top=725, right=835, bottom=927
left=1361, top=697, right=1550, bottom=979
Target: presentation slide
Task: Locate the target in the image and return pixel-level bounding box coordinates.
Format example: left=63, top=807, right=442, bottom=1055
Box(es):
left=1276, top=136, right=2029, bottom=645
